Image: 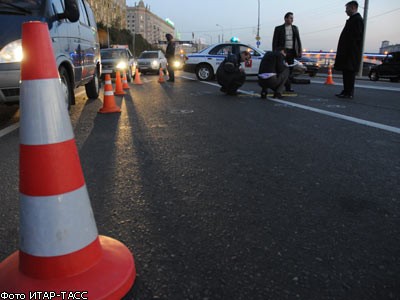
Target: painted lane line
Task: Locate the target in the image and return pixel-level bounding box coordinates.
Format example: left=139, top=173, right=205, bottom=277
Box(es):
left=0, top=123, right=20, bottom=138
left=180, top=76, right=400, bottom=135
left=267, top=96, right=400, bottom=134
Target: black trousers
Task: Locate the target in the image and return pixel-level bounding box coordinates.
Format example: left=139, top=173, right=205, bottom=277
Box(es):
left=285, top=49, right=296, bottom=90
left=342, top=69, right=356, bottom=96
left=167, top=60, right=174, bottom=81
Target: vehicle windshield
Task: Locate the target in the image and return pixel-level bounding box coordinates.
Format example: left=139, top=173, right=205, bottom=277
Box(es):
left=0, top=0, right=42, bottom=12
left=101, top=50, right=127, bottom=59
left=139, top=52, right=158, bottom=59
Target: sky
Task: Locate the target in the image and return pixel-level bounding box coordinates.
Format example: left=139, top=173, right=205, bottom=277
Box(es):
left=126, top=0, right=400, bottom=53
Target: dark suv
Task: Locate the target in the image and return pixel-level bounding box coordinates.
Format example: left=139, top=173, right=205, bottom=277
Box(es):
left=0, top=0, right=101, bottom=108
left=369, top=52, right=400, bottom=82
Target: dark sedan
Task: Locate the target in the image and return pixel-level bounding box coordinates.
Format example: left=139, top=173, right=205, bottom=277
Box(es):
left=298, top=56, right=320, bottom=77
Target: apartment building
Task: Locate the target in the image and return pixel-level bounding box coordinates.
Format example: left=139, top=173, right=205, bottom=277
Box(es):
left=126, top=1, right=175, bottom=45
left=86, top=0, right=127, bottom=29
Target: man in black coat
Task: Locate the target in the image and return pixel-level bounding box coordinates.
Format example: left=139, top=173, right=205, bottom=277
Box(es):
left=258, top=48, right=289, bottom=99
left=272, top=12, right=302, bottom=92
left=334, top=1, right=364, bottom=99
left=165, top=33, right=176, bottom=82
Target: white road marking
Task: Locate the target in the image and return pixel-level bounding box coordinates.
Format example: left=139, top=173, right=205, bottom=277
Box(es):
left=0, top=123, right=20, bottom=138
left=180, top=75, right=400, bottom=135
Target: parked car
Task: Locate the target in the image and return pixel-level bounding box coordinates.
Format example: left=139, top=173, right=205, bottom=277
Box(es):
left=298, top=56, right=320, bottom=77
left=369, top=51, right=400, bottom=82
left=0, top=0, right=101, bottom=109
left=137, top=50, right=167, bottom=74
left=184, top=42, right=305, bottom=81
left=101, top=47, right=136, bottom=82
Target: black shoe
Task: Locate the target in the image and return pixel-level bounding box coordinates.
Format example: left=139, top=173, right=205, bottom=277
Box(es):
left=220, top=86, right=227, bottom=93
left=285, top=89, right=295, bottom=93
left=273, top=92, right=284, bottom=99
left=167, top=79, right=175, bottom=82
left=336, top=93, right=353, bottom=99
left=261, top=89, right=267, bottom=99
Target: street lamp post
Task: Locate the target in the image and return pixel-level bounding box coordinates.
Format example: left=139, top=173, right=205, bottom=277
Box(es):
left=216, top=24, right=224, bottom=43
left=256, top=0, right=261, bottom=48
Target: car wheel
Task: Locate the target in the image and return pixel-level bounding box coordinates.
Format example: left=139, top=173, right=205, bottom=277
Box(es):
left=369, top=70, right=379, bottom=81
left=196, top=64, right=214, bottom=81
left=127, top=68, right=132, bottom=82
left=59, top=66, right=73, bottom=110
left=390, top=77, right=399, bottom=82
left=85, top=69, right=100, bottom=99
left=309, top=72, right=317, bottom=77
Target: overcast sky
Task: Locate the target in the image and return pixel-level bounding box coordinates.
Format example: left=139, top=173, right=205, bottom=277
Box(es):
left=126, top=0, right=400, bottom=53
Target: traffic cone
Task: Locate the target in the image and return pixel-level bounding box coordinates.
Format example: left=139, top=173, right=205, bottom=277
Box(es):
left=158, top=67, right=165, bottom=83
left=325, top=64, right=335, bottom=85
left=99, top=74, right=121, bottom=113
left=122, top=70, right=130, bottom=90
left=0, top=21, right=136, bottom=297
left=114, top=70, right=125, bottom=95
left=134, top=68, right=143, bottom=85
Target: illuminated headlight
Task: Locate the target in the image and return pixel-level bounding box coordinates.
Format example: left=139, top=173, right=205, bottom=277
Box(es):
left=116, top=61, right=127, bottom=69
left=151, top=60, right=159, bottom=67
left=0, top=40, right=23, bottom=63
left=173, top=60, right=181, bottom=68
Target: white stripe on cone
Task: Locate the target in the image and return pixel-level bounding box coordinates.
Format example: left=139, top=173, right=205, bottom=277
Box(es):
left=20, top=185, right=98, bottom=256
left=20, top=79, right=73, bottom=145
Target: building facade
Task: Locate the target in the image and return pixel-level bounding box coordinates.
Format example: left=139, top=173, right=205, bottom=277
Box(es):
left=380, top=41, right=400, bottom=54
left=86, top=0, right=126, bottom=29
left=126, top=1, right=175, bottom=45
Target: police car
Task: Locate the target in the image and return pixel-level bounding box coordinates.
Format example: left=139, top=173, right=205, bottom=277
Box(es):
left=184, top=39, right=265, bottom=81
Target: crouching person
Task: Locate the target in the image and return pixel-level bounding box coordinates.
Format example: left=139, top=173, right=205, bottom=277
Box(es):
left=258, top=47, right=289, bottom=99
left=217, top=51, right=251, bottom=96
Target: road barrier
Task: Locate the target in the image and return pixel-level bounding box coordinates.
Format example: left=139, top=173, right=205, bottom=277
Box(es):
left=114, top=70, right=126, bottom=95
left=158, top=67, right=166, bottom=83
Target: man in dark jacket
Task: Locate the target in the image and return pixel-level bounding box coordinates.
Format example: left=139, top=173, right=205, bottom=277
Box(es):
left=272, top=12, right=302, bottom=92
left=165, top=33, right=175, bottom=82
left=217, top=51, right=251, bottom=96
left=258, top=48, right=289, bottom=99
left=334, top=1, right=364, bottom=99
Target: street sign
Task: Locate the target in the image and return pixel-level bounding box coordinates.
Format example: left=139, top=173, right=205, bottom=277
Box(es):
left=256, top=41, right=261, bottom=47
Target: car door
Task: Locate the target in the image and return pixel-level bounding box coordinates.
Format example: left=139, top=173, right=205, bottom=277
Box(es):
left=238, top=44, right=263, bottom=75
left=208, top=44, right=235, bottom=73
left=76, top=0, right=97, bottom=81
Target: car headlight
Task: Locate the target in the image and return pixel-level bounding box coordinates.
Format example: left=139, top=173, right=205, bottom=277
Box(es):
left=0, top=40, right=23, bottom=63
left=151, top=60, right=159, bottom=67
left=116, top=61, right=127, bottom=69
left=173, top=60, right=181, bottom=68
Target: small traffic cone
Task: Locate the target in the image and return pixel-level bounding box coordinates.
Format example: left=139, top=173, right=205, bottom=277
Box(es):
left=158, top=67, right=165, bottom=83
left=134, top=68, right=143, bottom=85
left=122, top=70, right=130, bottom=90
left=114, top=70, right=125, bottom=95
left=0, top=21, right=136, bottom=298
left=325, top=64, right=335, bottom=85
left=99, top=74, right=121, bottom=113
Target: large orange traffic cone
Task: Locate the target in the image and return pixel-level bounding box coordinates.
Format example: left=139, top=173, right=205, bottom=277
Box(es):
left=134, top=68, right=143, bottom=85
left=114, top=70, right=125, bottom=95
left=325, top=64, right=335, bottom=85
left=99, top=74, right=121, bottom=113
left=122, top=70, right=130, bottom=90
left=158, top=67, right=165, bottom=83
left=0, top=21, right=135, bottom=298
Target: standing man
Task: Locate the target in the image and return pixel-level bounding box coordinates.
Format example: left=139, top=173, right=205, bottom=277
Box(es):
left=334, top=1, right=364, bottom=99
left=272, top=12, right=302, bottom=93
left=165, top=33, right=175, bottom=82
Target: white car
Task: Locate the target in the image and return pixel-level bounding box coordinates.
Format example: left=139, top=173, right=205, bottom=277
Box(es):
left=184, top=42, right=305, bottom=81
left=137, top=50, right=167, bottom=74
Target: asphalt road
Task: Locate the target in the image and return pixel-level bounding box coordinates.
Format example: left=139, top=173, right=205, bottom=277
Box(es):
left=0, top=72, right=399, bottom=300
